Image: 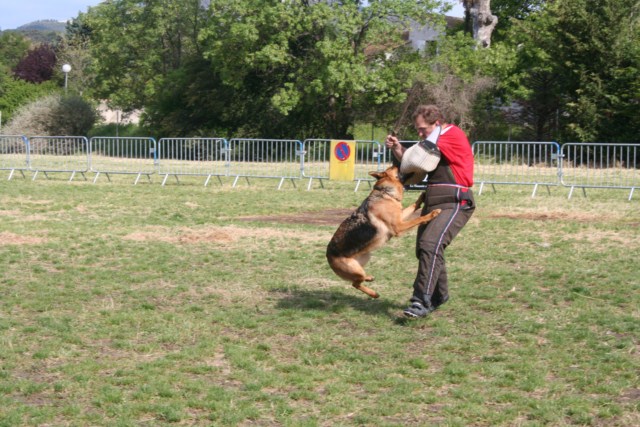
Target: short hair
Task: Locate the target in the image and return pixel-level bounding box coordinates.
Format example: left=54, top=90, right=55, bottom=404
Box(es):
left=412, top=105, right=444, bottom=125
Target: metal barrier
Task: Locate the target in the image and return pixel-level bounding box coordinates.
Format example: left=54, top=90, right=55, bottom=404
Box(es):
left=157, top=137, right=229, bottom=186
left=2, top=133, right=638, bottom=200
left=560, top=143, right=639, bottom=200
left=227, top=138, right=303, bottom=189
left=301, top=139, right=332, bottom=190
left=353, top=140, right=386, bottom=191
left=0, top=135, right=29, bottom=180
left=473, top=141, right=561, bottom=197
left=28, top=136, right=90, bottom=181
left=89, top=137, right=157, bottom=184
left=301, top=139, right=388, bottom=191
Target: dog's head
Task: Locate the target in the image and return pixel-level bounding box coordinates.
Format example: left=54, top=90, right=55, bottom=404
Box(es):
left=369, top=165, right=405, bottom=199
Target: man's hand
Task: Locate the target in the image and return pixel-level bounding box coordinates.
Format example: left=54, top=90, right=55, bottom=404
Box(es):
left=385, top=134, right=399, bottom=149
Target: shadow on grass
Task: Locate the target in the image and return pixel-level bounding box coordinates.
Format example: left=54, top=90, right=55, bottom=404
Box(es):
left=271, top=286, right=417, bottom=325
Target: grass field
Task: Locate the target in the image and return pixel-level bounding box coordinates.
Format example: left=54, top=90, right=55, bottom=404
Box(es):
left=0, top=175, right=638, bottom=426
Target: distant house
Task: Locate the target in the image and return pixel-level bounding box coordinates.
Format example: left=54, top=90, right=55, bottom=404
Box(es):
left=407, top=16, right=464, bottom=51
left=97, top=101, right=141, bottom=125
left=364, top=15, right=463, bottom=60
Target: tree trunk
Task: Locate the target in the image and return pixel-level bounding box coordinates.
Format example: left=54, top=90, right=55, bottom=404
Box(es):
left=463, top=0, right=498, bottom=48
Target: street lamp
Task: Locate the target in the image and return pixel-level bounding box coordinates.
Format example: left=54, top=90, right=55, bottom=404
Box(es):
left=62, top=64, right=72, bottom=94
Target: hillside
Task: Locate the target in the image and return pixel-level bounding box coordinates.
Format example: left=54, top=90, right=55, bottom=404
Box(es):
left=1, top=20, right=66, bottom=44
left=16, top=20, right=67, bottom=33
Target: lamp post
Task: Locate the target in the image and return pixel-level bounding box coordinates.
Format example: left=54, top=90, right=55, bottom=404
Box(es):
left=62, top=64, right=72, bottom=94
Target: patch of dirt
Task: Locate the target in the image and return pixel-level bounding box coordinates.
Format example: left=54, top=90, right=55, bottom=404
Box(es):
left=123, top=226, right=236, bottom=244
left=121, top=224, right=331, bottom=245
left=0, top=231, right=47, bottom=245
left=237, top=208, right=352, bottom=226
left=488, top=211, right=606, bottom=222
left=620, top=388, right=640, bottom=402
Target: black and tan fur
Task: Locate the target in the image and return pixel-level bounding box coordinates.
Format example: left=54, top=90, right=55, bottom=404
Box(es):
left=326, top=165, right=441, bottom=298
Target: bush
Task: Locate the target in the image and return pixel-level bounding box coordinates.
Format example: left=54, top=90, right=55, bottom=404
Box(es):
left=88, top=123, right=150, bottom=138
left=2, top=94, right=97, bottom=136
left=0, top=75, right=58, bottom=123
left=52, top=95, right=98, bottom=136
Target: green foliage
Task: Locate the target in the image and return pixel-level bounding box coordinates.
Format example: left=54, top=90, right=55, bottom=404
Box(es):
left=83, top=0, right=206, bottom=112
left=57, top=14, right=97, bottom=99
left=88, top=123, right=149, bottom=138
left=82, top=0, right=445, bottom=139
left=502, top=0, right=640, bottom=142
left=52, top=95, right=98, bottom=135
left=197, top=0, right=446, bottom=138
left=8, top=0, right=630, bottom=143
left=0, top=75, right=58, bottom=124
left=489, top=0, right=546, bottom=42
left=0, top=31, right=30, bottom=73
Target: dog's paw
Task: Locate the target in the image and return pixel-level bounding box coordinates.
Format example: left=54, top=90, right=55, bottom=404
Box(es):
left=427, top=209, right=442, bottom=220
left=419, top=209, right=441, bottom=223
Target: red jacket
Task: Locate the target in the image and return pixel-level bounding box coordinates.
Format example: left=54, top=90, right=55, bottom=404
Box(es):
left=430, top=124, right=474, bottom=187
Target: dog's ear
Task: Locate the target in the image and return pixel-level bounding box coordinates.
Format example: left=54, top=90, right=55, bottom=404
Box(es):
left=369, top=171, right=384, bottom=179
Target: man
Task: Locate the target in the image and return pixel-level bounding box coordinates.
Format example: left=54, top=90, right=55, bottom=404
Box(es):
left=385, top=105, right=475, bottom=318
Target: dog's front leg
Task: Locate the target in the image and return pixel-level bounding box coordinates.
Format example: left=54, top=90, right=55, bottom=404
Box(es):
left=414, top=192, right=425, bottom=209
left=402, top=192, right=425, bottom=221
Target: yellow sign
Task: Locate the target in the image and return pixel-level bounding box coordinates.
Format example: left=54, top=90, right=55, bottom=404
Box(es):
left=329, top=140, right=355, bottom=181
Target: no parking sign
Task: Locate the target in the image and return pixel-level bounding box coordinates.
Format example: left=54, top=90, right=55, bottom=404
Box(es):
left=329, top=140, right=355, bottom=181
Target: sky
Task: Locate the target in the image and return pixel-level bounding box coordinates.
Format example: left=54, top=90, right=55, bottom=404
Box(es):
left=0, top=0, right=102, bottom=30
left=0, top=0, right=465, bottom=31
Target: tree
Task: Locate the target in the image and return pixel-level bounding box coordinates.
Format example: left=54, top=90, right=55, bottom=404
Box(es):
left=489, top=0, right=545, bottom=42
left=462, top=0, right=498, bottom=47
left=196, top=0, right=445, bottom=138
left=84, top=0, right=448, bottom=138
left=57, top=13, right=97, bottom=97
left=505, top=0, right=640, bottom=142
left=82, top=0, right=207, bottom=112
left=0, top=32, right=31, bottom=74
left=13, top=44, right=57, bottom=83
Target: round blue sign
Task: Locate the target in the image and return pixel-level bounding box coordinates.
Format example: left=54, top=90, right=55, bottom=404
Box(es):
left=334, top=142, right=351, bottom=161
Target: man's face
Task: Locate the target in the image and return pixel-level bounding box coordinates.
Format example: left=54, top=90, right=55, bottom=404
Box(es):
left=414, top=116, right=437, bottom=140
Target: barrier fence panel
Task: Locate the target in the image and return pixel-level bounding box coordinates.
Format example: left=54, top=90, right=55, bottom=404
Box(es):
left=560, top=143, right=640, bottom=200
left=227, top=138, right=303, bottom=189
left=0, top=135, right=29, bottom=180
left=353, top=140, right=386, bottom=191
left=28, top=136, right=90, bottom=181
left=301, top=139, right=331, bottom=190
left=301, top=139, right=386, bottom=191
left=473, top=141, right=561, bottom=197
left=157, top=137, right=229, bottom=186
left=90, top=137, right=157, bottom=184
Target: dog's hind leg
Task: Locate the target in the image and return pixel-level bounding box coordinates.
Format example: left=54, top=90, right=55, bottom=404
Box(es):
left=352, top=281, right=380, bottom=299
left=329, top=255, right=379, bottom=298
left=354, top=253, right=373, bottom=281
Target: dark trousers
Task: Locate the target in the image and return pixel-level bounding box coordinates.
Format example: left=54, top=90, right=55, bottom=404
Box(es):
left=411, top=194, right=474, bottom=307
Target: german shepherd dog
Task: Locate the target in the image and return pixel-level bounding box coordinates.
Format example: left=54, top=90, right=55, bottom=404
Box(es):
left=326, top=165, right=441, bottom=298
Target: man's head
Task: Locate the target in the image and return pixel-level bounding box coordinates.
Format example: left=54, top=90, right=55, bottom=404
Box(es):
left=412, top=105, right=444, bottom=140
